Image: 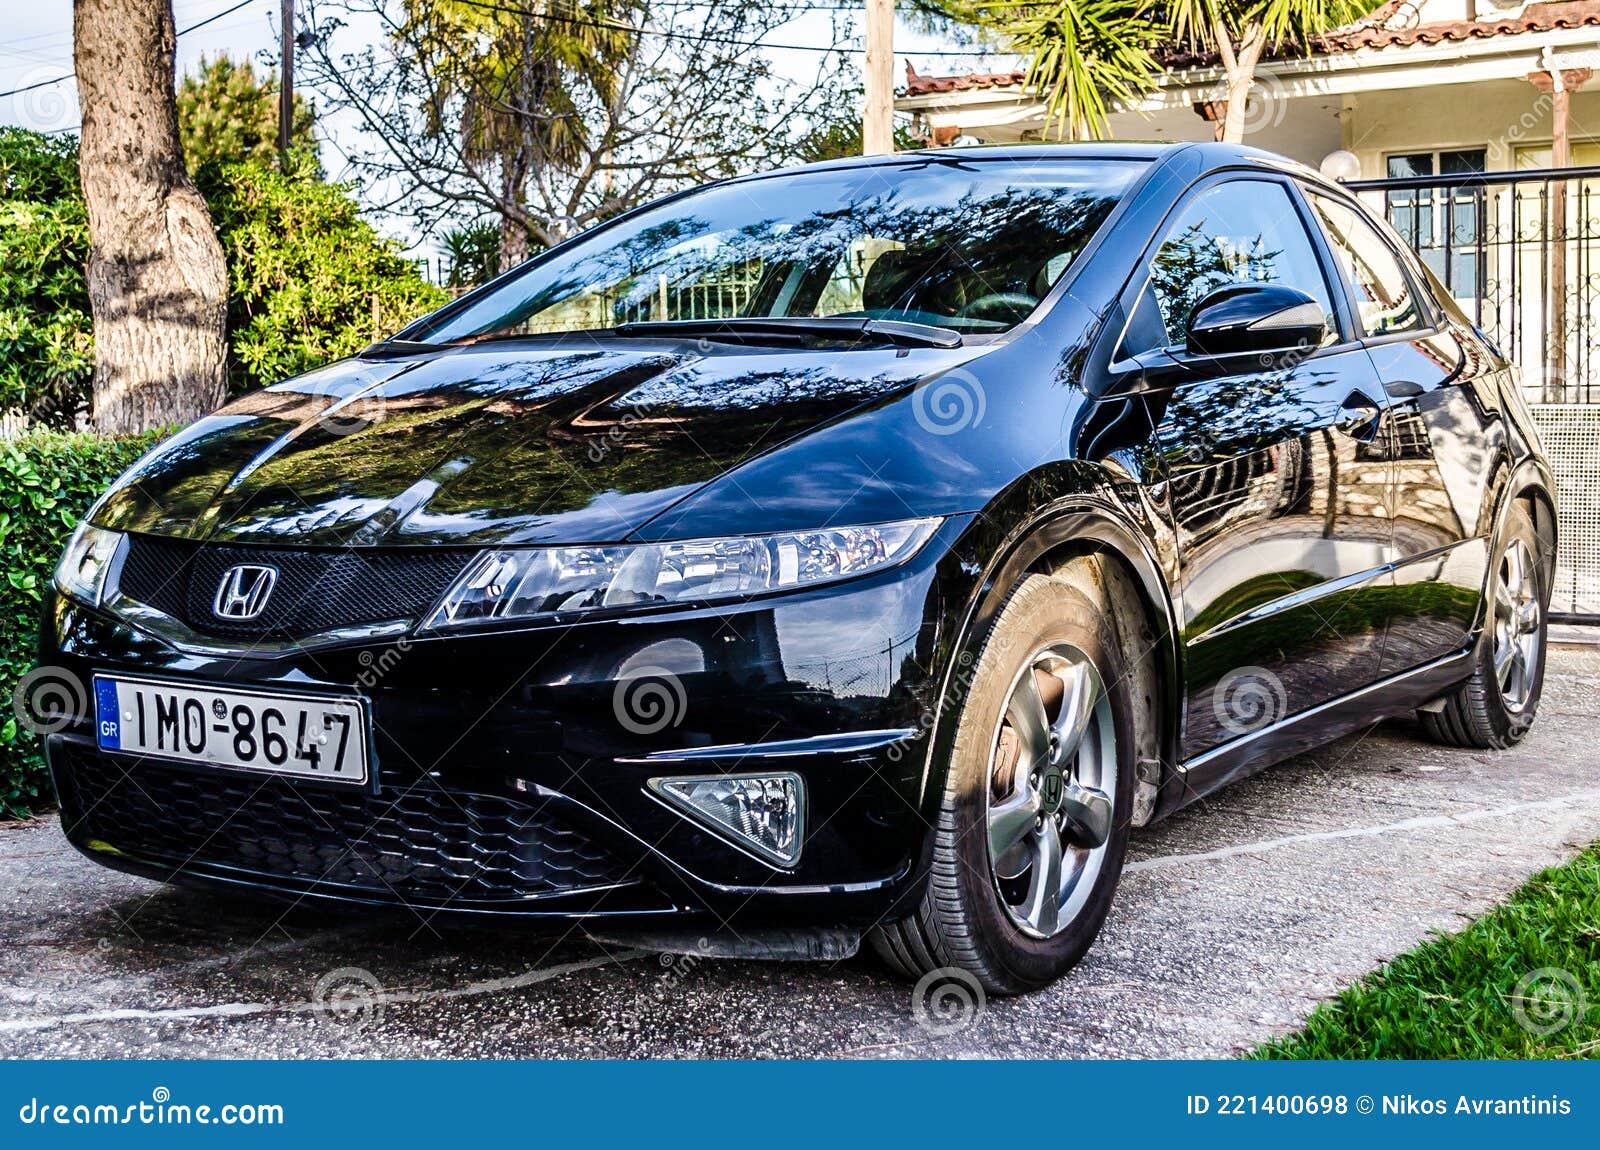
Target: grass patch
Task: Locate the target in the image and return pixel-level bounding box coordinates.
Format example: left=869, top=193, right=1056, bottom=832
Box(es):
left=1256, top=845, right=1600, bottom=1059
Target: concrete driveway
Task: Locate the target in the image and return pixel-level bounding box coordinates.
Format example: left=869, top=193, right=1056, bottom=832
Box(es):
left=3, top=646, right=1597, bottom=1059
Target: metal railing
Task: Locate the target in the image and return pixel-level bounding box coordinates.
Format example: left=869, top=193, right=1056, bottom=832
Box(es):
left=1348, top=165, right=1600, bottom=403
left=1350, top=167, right=1600, bottom=621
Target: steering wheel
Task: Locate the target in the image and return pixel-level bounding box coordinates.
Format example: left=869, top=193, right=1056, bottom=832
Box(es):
left=956, top=292, right=1040, bottom=322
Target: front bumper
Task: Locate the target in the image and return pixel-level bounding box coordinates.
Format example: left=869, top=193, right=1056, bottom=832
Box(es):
left=43, top=519, right=975, bottom=925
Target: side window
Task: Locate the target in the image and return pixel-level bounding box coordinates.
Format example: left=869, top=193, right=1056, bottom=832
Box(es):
left=1118, top=179, right=1337, bottom=359
left=1307, top=193, right=1428, bottom=338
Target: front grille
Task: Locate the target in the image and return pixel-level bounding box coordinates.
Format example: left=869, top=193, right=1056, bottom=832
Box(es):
left=116, top=535, right=472, bottom=640
left=54, top=745, right=633, bottom=904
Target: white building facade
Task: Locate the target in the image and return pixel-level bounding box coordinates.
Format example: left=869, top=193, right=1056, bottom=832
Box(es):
left=901, top=1, right=1600, bottom=616
left=898, top=0, right=1600, bottom=181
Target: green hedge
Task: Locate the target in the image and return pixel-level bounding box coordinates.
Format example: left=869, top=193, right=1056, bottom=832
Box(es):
left=0, top=127, right=93, bottom=426
left=1, top=128, right=447, bottom=423
left=202, top=161, right=447, bottom=393
left=1, top=429, right=159, bottom=817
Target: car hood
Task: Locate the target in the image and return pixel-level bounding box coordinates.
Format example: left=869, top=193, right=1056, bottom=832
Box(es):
left=92, top=337, right=983, bottom=547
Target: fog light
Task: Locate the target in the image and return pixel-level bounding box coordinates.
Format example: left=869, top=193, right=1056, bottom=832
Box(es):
left=648, top=773, right=805, bottom=868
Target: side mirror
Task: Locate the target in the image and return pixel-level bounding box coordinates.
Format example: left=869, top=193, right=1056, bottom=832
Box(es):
left=1185, top=283, right=1328, bottom=359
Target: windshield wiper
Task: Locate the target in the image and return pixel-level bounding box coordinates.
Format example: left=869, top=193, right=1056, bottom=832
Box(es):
left=360, top=337, right=444, bottom=357
left=611, top=316, right=963, bottom=349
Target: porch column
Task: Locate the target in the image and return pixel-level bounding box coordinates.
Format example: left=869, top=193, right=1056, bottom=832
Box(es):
left=1527, top=65, right=1593, bottom=401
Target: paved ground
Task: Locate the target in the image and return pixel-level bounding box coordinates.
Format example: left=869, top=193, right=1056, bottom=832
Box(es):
left=3, top=647, right=1597, bottom=1059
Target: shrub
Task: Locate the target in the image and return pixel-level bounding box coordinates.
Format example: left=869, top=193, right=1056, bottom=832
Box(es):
left=204, top=163, right=448, bottom=392
left=0, top=129, right=93, bottom=427
left=0, top=125, right=448, bottom=422
left=0, top=429, right=159, bottom=818
left=178, top=54, right=318, bottom=175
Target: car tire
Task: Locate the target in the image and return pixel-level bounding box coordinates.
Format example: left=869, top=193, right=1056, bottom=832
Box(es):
left=869, top=574, right=1135, bottom=995
left=1419, top=504, right=1548, bottom=750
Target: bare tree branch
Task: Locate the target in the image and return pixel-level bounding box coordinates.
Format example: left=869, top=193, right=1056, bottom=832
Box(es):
left=298, top=0, right=855, bottom=264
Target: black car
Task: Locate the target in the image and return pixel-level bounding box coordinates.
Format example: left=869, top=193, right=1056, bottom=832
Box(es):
left=43, top=143, right=1554, bottom=993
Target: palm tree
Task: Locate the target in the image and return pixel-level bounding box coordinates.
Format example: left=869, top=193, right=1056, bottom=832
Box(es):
left=909, top=0, right=1160, bottom=142
left=1009, top=0, right=1162, bottom=140
left=401, top=0, right=636, bottom=268
left=440, top=221, right=502, bottom=288
left=1168, top=0, right=1381, bottom=143
left=933, top=0, right=1382, bottom=143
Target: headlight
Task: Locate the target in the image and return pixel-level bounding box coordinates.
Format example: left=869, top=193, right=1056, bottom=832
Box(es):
left=423, top=518, right=941, bottom=631
left=54, top=523, right=123, bottom=608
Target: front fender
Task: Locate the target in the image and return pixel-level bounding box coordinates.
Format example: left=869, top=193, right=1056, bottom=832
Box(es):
left=898, top=466, right=1183, bottom=889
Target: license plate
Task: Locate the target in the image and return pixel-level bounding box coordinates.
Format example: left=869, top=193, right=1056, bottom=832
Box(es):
left=93, top=675, right=369, bottom=785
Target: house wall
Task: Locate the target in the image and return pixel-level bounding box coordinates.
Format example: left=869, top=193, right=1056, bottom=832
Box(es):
left=1099, top=97, right=1343, bottom=163
left=1343, top=79, right=1600, bottom=176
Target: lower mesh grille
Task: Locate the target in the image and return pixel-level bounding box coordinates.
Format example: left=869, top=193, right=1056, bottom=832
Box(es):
left=54, top=745, right=633, bottom=904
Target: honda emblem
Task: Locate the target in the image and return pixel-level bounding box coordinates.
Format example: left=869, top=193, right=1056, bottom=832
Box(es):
left=214, top=564, right=278, bottom=620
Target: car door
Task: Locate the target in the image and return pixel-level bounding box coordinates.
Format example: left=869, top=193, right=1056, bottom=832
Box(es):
left=1301, top=190, right=1499, bottom=676
left=1103, top=176, right=1397, bottom=759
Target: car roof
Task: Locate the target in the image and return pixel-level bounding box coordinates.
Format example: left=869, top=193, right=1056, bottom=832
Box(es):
left=731, top=142, right=1177, bottom=184
left=719, top=141, right=1336, bottom=195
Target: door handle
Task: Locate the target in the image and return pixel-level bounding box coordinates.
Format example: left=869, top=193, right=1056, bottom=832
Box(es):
left=1383, top=379, right=1425, bottom=400
left=1338, top=391, right=1384, bottom=442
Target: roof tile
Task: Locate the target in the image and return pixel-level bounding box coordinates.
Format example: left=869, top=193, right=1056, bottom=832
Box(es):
left=904, top=0, right=1600, bottom=96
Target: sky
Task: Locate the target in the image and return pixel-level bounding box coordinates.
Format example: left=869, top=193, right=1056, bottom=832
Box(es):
left=0, top=0, right=1020, bottom=255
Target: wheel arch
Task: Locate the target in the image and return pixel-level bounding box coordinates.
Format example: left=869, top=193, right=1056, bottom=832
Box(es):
left=924, top=499, right=1183, bottom=829
left=1494, top=457, right=1558, bottom=611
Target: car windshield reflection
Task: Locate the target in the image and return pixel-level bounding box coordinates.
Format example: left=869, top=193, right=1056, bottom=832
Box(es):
left=397, top=159, right=1146, bottom=345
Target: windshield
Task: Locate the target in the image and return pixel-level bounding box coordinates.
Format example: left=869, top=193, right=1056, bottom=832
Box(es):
left=400, top=158, right=1146, bottom=344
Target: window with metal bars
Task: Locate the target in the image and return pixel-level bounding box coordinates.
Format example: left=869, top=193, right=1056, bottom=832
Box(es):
left=1384, top=149, right=1487, bottom=298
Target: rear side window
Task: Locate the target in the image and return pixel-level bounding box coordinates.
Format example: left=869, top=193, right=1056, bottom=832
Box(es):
left=1306, top=193, right=1427, bottom=337
left=1117, top=179, right=1336, bottom=359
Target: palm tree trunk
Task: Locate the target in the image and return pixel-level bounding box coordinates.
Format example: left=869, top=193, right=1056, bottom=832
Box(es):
left=498, top=158, right=530, bottom=270
left=1220, top=69, right=1253, bottom=143
left=1212, top=20, right=1269, bottom=145
left=74, top=0, right=228, bottom=433
left=497, top=7, right=540, bottom=271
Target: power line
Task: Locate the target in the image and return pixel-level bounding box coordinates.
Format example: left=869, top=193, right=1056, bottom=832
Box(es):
left=179, top=0, right=264, bottom=35
left=0, top=0, right=262, bottom=101
left=25, top=0, right=1011, bottom=136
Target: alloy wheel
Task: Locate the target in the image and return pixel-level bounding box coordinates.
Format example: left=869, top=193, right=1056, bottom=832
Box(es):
left=985, top=644, right=1117, bottom=939
left=1493, top=537, right=1542, bottom=713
